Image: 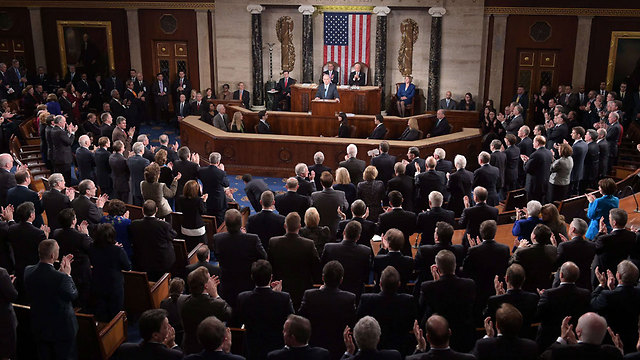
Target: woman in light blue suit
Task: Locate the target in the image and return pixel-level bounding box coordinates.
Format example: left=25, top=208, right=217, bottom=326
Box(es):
left=585, top=178, right=619, bottom=240
left=396, top=75, right=415, bottom=117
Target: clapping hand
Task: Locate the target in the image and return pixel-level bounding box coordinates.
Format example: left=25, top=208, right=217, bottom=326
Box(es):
left=96, top=193, right=109, bottom=208
left=201, top=193, right=209, bottom=202
left=65, top=187, right=76, bottom=201
left=270, top=280, right=283, bottom=292
left=494, top=275, right=506, bottom=295
left=586, top=192, right=596, bottom=203
left=413, top=320, right=427, bottom=352
left=463, top=195, right=470, bottom=208
left=9, top=274, right=15, bottom=284
left=191, top=152, right=200, bottom=164
left=1, top=204, right=13, bottom=221
left=205, top=275, right=221, bottom=298
left=174, top=172, right=182, bottom=181
left=221, top=327, right=233, bottom=353
left=40, top=224, right=50, bottom=238
left=343, top=326, right=356, bottom=355
left=467, top=234, right=481, bottom=247
left=608, top=327, right=624, bottom=354
left=484, top=317, right=495, bottom=338
left=77, top=220, right=89, bottom=235
left=430, top=264, right=440, bottom=281
left=123, top=210, right=130, bottom=219
left=561, top=316, right=577, bottom=344
left=595, top=266, right=608, bottom=288
left=337, top=207, right=346, bottom=221
left=128, top=126, right=135, bottom=137
left=520, top=154, right=529, bottom=163
left=414, top=162, right=421, bottom=174
left=172, top=141, right=179, bottom=151
left=60, top=254, right=73, bottom=275
left=606, top=269, right=616, bottom=290
left=598, top=217, right=608, bottom=234
left=163, top=323, right=177, bottom=348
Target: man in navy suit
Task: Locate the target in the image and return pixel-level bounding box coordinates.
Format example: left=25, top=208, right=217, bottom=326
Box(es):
left=76, top=135, right=96, bottom=181
left=24, top=239, right=78, bottom=360
left=7, top=170, right=44, bottom=227
left=368, top=115, right=387, bottom=140
left=116, top=309, right=183, bottom=359
left=473, top=151, right=500, bottom=206
left=458, top=186, right=499, bottom=250
left=233, top=82, right=251, bottom=109
left=275, top=70, right=296, bottom=111
left=242, top=174, right=271, bottom=213
left=267, top=315, right=331, bottom=360
left=512, top=85, right=529, bottom=119
left=275, top=177, right=311, bottom=224
left=370, top=141, right=396, bottom=185
left=246, top=191, right=286, bottom=251
left=522, top=135, right=553, bottom=203
left=416, top=191, right=455, bottom=246
left=322, top=63, right=340, bottom=85
left=127, top=142, right=151, bottom=206
left=175, top=94, right=190, bottom=122
left=348, top=63, right=366, bottom=86
left=256, top=110, right=272, bottom=134
left=197, top=152, right=230, bottom=223
left=315, top=74, right=340, bottom=101
left=428, top=109, right=450, bottom=138
left=186, top=316, right=243, bottom=360
left=471, top=304, right=538, bottom=360
left=152, top=72, right=169, bottom=124
left=42, top=172, right=74, bottom=231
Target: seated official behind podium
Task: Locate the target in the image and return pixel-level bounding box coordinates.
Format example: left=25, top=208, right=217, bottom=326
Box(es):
left=323, top=63, right=340, bottom=84
left=368, top=115, right=387, bottom=140
left=396, top=75, right=415, bottom=118
left=348, top=63, right=366, bottom=87
left=427, top=109, right=451, bottom=138
left=315, top=74, right=340, bottom=102
left=256, top=110, right=272, bottom=134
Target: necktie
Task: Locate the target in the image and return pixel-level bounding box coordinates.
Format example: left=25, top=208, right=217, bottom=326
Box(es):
left=517, top=95, right=521, bottom=103
left=446, top=99, right=449, bottom=107
left=180, top=78, right=183, bottom=86
left=180, top=103, right=183, bottom=114
left=159, top=82, right=162, bottom=92
left=324, top=86, right=328, bottom=98
left=284, top=78, right=287, bottom=88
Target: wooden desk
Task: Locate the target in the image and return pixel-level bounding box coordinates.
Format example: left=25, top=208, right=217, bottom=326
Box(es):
left=311, top=99, right=340, bottom=117
left=180, top=116, right=483, bottom=178
left=291, top=84, right=382, bottom=115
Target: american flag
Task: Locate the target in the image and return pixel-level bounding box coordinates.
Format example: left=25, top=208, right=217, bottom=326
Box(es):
left=323, top=12, right=371, bottom=85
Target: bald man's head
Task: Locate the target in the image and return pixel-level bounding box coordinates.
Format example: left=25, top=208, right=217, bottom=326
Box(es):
left=425, top=315, right=451, bottom=348
left=559, top=261, right=580, bottom=283
left=576, top=312, right=608, bottom=345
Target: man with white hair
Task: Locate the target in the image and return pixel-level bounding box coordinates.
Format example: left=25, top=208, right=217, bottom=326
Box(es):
left=0, top=153, right=18, bottom=206
left=75, top=135, right=96, bottom=181
left=50, top=115, right=78, bottom=184
left=156, top=134, right=178, bottom=163
left=127, top=141, right=150, bottom=206
left=212, top=104, right=228, bottom=131
left=308, top=151, right=331, bottom=192
left=339, top=144, right=365, bottom=186
left=315, top=74, right=340, bottom=101
left=137, top=134, right=155, bottom=162
left=416, top=191, right=455, bottom=246
left=198, top=152, right=231, bottom=223
left=433, top=148, right=453, bottom=174
left=112, top=116, right=135, bottom=156
left=540, top=312, right=622, bottom=359
left=552, top=218, right=595, bottom=290
left=605, top=111, right=621, bottom=173
left=42, top=173, right=75, bottom=231
left=343, top=316, right=402, bottom=359
left=447, top=154, right=473, bottom=217
left=459, top=187, right=499, bottom=249
left=294, top=163, right=316, bottom=197
left=511, top=200, right=542, bottom=241
left=473, top=151, right=500, bottom=206
left=348, top=63, right=366, bottom=86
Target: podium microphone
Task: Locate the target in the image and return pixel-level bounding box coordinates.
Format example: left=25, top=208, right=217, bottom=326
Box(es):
left=625, top=185, right=640, bottom=213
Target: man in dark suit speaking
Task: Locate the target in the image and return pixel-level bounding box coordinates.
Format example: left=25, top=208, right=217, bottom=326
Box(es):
left=315, top=74, right=340, bottom=101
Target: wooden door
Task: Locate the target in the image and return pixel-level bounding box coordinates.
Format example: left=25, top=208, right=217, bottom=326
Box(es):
left=517, top=49, right=559, bottom=118
left=153, top=41, right=189, bottom=91
left=0, top=38, right=27, bottom=69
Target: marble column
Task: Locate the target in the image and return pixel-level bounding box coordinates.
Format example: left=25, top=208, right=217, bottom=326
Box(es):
left=196, top=9, right=212, bottom=90
left=488, top=14, right=508, bottom=108
left=572, top=16, right=594, bottom=88
left=427, top=7, right=446, bottom=111
left=28, top=7, right=46, bottom=67
left=373, top=6, right=390, bottom=111
left=126, top=9, right=143, bottom=73
left=248, top=4, right=265, bottom=109
left=299, top=5, right=315, bottom=84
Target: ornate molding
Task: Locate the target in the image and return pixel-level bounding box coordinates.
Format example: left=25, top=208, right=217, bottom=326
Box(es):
left=315, top=5, right=375, bottom=13
left=13, top=1, right=215, bottom=9
left=247, top=4, right=264, bottom=14
left=298, top=5, right=315, bottom=16
left=373, top=6, right=391, bottom=17
left=485, top=6, right=640, bottom=17
left=428, top=7, right=446, bottom=17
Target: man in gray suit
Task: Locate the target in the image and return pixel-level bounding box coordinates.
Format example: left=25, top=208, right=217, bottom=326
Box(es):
left=502, top=104, right=524, bottom=136
left=311, top=171, right=348, bottom=237
left=438, top=91, right=457, bottom=110
left=570, top=126, right=587, bottom=196
left=127, top=142, right=150, bottom=206
left=339, top=144, right=366, bottom=186
left=315, top=74, right=340, bottom=101
left=213, top=104, right=228, bottom=131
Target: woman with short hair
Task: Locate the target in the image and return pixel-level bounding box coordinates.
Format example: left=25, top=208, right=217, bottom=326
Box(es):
left=357, top=165, right=385, bottom=222
left=140, top=162, right=180, bottom=219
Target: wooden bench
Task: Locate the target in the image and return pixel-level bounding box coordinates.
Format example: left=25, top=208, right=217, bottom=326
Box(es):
left=124, top=203, right=144, bottom=220
left=122, top=271, right=170, bottom=318
left=557, top=194, right=590, bottom=223
left=18, top=117, right=40, bottom=145
left=171, top=239, right=203, bottom=278
left=76, top=311, right=128, bottom=359
left=501, top=188, right=527, bottom=212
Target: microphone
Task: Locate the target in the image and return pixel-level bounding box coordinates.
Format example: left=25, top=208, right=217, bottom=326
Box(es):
left=625, top=185, right=640, bottom=213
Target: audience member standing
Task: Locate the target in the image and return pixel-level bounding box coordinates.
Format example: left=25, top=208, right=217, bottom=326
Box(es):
left=522, top=135, right=553, bottom=203
left=416, top=191, right=455, bottom=246
left=311, top=172, right=348, bottom=237
left=7, top=170, right=44, bottom=226
left=72, top=179, right=108, bottom=225
left=127, top=141, right=151, bottom=206
left=473, top=151, right=500, bottom=206
left=511, top=224, right=558, bottom=292
left=178, top=180, right=208, bottom=250
left=246, top=191, right=285, bottom=251
left=0, top=265, right=17, bottom=360
left=42, top=173, right=74, bottom=231
left=49, top=115, right=77, bottom=184
left=339, top=144, right=366, bottom=186
left=109, top=140, right=130, bottom=202
left=446, top=155, right=473, bottom=217
left=198, top=152, right=230, bottom=224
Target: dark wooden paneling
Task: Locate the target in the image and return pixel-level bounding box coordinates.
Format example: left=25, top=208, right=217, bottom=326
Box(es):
left=586, top=17, right=640, bottom=92
left=180, top=117, right=483, bottom=178
left=138, top=9, right=200, bottom=92
left=0, top=7, right=35, bottom=71
left=40, top=7, right=130, bottom=78
left=290, top=85, right=382, bottom=115
left=500, top=15, right=577, bottom=110
left=485, top=0, right=640, bottom=8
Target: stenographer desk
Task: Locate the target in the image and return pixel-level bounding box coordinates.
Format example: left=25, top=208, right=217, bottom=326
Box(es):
left=180, top=113, right=482, bottom=178
left=290, top=84, right=382, bottom=115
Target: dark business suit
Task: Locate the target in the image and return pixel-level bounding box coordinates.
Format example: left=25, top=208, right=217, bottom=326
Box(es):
left=246, top=210, right=286, bottom=251
left=430, top=117, right=451, bottom=137
left=244, top=179, right=271, bottom=213
left=447, top=168, right=474, bottom=217
left=553, top=236, right=596, bottom=290
left=371, top=153, right=396, bottom=185
left=175, top=100, right=190, bottom=119
left=406, top=349, right=475, bottom=360
left=540, top=342, right=622, bottom=360
left=109, top=152, right=130, bottom=201
left=275, top=77, right=296, bottom=111
left=0, top=267, right=17, bottom=359
left=173, top=159, right=199, bottom=197
left=173, top=77, right=192, bottom=100
left=129, top=216, right=176, bottom=280
left=348, top=71, right=366, bottom=86
left=473, top=164, right=500, bottom=206
left=0, top=169, right=16, bottom=206
left=524, top=147, right=553, bottom=202
left=592, top=284, right=640, bottom=354
left=378, top=208, right=416, bottom=256
left=71, top=195, right=103, bottom=225
left=416, top=207, right=455, bottom=246
left=95, top=147, right=113, bottom=195
left=198, top=165, right=229, bottom=222
left=212, top=231, right=267, bottom=307
left=387, top=174, right=415, bottom=212
left=127, top=155, right=150, bottom=206
left=190, top=101, right=206, bottom=117
left=268, top=346, right=330, bottom=360
left=298, top=286, right=356, bottom=360
left=582, top=141, right=599, bottom=190
left=547, top=124, right=569, bottom=150
left=490, top=151, right=506, bottom=194
left=593, top=229, right=636, bottom=278
left=472, top=335, right=538, bottom=360
left=321, top=240, right=372, bottom=298
left=414, top=243, right=466, bottom=295
left=233, top=89, right=251, bottom=109
left=339, top=157, right=366, bottom=186
left=311, top=188, right=348, bottom=237
left=504, top=114, right=524, bottom=136
left=268, top=233, right=321, bottom=308
left=7, top=185, right=44, bottom=227
left=503, top=145, right=521, bottom=192
left=484, top=289, right=539, bottom=338
left=7, top=221, right=46, bottom=299
left=116, top=342, right=183, bottom=360
left=178, top=293, right=232, bottom=354
left=236, top=287, right=294, bottom=360
left=357, top=292, right=417, bottom=355
left=308, top=164, right=332, bottom=192
left=257, top=120, right=272, bottom=134
left=336, top=217, right=377, bottom=248
left=24, top=262, right=78, bottom=360
left=368, top=124, right=387, bottom=140
left=76, top=146, right=96, bottom=182
left=152, top=79, right=169, bottom=122
left=405, top=157, right=426, bottom=178
left=606, top=121, right=621, bottom=167
left=275, top=191, right=311, bottom=224
left=598, top=139, right=610, bottom=179
left=323, top=70, right=340, bottom=85
left=53, top=227, right=92, bottom=307
left=373, top=251, right=414, bottom=292
left=511, top=243, right=557, bottom=293
left=415, top=170, right=447, bottom=211
left=535, top=283, right=590, bottom=350
left=420, top=274, right=476, bottom=352
left=459, top=203, right=499, bottom=249
left=315, top=83, right=340, bottom=100
left=50, top=126, right=75, bottom=183
left=88, top=242, right=131, bottom=322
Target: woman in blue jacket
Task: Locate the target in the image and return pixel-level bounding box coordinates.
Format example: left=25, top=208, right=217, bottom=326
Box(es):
left=396, top=75, right=415, bottom=117
left=585, top=178, right=619, bottom=240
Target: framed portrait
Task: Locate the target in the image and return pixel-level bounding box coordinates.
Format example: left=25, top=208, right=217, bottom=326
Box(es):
left=606, top=31, right=640, bottom=92
left=56, top=20, right=115, bottom=78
